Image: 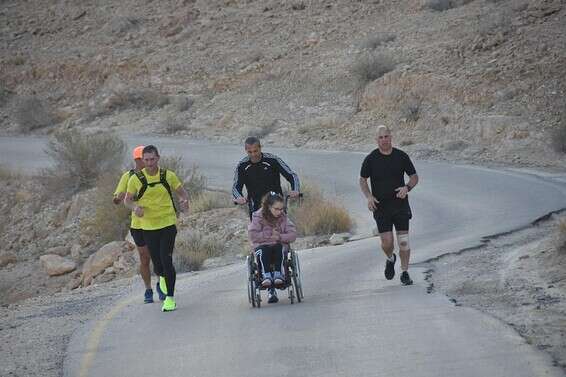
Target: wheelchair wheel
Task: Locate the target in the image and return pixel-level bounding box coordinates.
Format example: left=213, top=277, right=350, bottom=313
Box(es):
left=291, top=250, right=304, bottom=302
left=289, top=283, right=295, bottom=304
left=246, top=256, right=255, bottom=307
left=255, top=284, right=261, bottom=308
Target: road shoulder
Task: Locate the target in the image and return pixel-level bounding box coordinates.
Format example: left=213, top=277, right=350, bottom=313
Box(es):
left=426, top=211, right=566, bottom=371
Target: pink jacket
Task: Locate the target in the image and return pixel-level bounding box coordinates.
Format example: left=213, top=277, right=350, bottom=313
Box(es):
left=248, top=208, right=297, bottom=249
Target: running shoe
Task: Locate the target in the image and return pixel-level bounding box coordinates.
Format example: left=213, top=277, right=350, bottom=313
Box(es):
left=162, top=296, right=177, bottom=312
left=400, top=271, right=413, bottom=286
left=384, top=253, right=396, bottom=280
left=144, top=288, right=154, bottom=304
left=156, top=281, right=166, bottom=301
left=267, top=289, right=279, bottom=304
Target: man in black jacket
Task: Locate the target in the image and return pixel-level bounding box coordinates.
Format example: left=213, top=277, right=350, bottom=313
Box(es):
left=233, top=137, right=300, bottom=219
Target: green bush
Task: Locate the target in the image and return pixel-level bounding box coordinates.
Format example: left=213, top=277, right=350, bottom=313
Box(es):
left=43, top=130, right=126, bottom=195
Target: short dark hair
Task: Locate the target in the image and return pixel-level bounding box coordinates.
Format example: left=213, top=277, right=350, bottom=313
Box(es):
left=244, top=136, right=260, bottom=147
left=142, top=145, right=159, bottom=156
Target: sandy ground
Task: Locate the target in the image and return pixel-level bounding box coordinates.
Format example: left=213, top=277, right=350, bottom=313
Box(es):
left=425, top=211, right=566, bottom=371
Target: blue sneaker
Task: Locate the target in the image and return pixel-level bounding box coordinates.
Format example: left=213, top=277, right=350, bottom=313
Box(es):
left=144, top=289, right=154, bottom=304
left=156, top=282, right=166, bottom=301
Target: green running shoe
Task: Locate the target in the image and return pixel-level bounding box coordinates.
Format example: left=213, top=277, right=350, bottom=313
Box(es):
left=162, top=296, right=176, bottom=312
left=159, top=276, right=168, bottom=295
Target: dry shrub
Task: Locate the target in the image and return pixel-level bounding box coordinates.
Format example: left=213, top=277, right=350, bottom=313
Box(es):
left=360, top=72, right=452, bottom=114
left=163, top=115, right=186, bottom=134
left=551, top=117, right=566, bottom=154
left=10, top=96, right=56, bottom=133
left=239, top=119, right=277, bottom=139
left=398, top=96, right=422, bottom=123
left=287, top=181, right=353, bottom=236
left=351, top=53, right=396, bottom=87
left=191, top=191, right=232, bottom=213
left=0, top=83, right=13, bottom=107
left=169, top=95, right=193, bottom=113
left=43, top=130, right=126, bottom=196
left=160, top=156, right=207, bottom=198
left=556, top=217, right=566, bottom=252
left=421, top=0, right=473, bottom=11
left=88, top=86, right=170, bottom=119
left=104, top=16, right=140, bottom=36
left=360, top=33, right=396, bottom=50
left=8, top=60, right=151, bottom=101
left=0, top=164, right=14, bottom=180
left=297, top=116, right=344, bottom=135
left=174, top=231, right=225, bottom=272
left=80, top=172, right=131, bottom=245
left=351, top=53, right=396, bottom=111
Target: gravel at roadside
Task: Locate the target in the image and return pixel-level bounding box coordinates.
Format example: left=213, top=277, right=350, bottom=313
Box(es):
left=426, top=211, right=566, bottom=372
left=0, top=277, right=135, bottom=377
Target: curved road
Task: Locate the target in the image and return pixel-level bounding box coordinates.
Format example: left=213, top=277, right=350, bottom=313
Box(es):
left=1, top=136, right=565, bottom=376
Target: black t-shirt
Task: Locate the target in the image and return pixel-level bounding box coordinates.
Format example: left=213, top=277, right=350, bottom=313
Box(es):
left=360, top=147, right=416, bottom=203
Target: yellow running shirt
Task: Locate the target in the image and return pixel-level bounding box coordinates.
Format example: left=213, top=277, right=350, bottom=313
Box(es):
left=114, top=170, right=143, bottom=230
left=126, top=168, right=182, bottom=230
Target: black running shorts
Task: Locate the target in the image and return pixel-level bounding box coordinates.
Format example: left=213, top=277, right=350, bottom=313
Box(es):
left=130, top=228, right=146, bottom=247
left=373, top=201, right=412, bottom=233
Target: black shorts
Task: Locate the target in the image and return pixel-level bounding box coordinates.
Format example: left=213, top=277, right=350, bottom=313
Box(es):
left=373, top=201, right=412, bottom=233
left=130, top=228, right=146, bottom=247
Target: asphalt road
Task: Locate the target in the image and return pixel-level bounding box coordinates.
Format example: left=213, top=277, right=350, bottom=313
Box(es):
left=1, top=136, right=565, bottom=376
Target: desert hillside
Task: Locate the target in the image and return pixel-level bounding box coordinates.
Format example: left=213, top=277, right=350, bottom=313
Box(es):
left=1, top=0, right=565, bottom=166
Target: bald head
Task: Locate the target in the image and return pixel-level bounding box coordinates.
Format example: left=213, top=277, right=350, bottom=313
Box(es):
left=376, top=125, right=391, bottom=137
left=376, top=124, right=393, bottom=154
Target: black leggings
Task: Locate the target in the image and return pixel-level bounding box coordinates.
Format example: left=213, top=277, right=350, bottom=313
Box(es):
left=254, top=243, right=284, bottom=275
left=143, top=225, right=177, bottom=296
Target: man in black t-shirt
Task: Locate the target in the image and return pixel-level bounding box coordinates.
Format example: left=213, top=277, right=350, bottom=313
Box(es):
left=359, top=125, right=419, bottom=285
left=233, top=137, right=300, bottom=219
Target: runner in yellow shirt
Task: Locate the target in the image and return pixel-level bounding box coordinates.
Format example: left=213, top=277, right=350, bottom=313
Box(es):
left=124, top=145, right=190, bottom=312
left=114, top=145, right=165, bottom=303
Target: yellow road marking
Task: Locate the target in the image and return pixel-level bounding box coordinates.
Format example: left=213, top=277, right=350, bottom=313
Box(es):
left=78, top=296, right=136, bottom=377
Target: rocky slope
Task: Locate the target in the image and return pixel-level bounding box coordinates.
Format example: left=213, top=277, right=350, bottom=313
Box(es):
left=1, top=0, right=565, bottom=167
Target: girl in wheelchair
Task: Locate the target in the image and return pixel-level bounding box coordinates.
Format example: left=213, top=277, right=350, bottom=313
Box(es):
left=248, top=192, right=297, bottom=303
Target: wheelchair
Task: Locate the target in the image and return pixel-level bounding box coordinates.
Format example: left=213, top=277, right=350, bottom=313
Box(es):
left=246, top=245, right=304, bottom=307
left=245, top=194, right=304, bottom=308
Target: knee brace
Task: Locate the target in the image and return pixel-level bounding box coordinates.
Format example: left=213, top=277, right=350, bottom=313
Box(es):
left=397, top=233, right=410, bottom=252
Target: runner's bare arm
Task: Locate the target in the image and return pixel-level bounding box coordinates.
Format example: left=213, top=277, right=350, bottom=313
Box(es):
left=175, top=186, right=190, bottom=213
left=124, top=192, right=144, bottom=217
left=359, top=177, right=379, bottom=211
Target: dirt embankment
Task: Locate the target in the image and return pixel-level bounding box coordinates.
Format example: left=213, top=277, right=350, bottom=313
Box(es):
left=426, top=211, right=566, bottom=370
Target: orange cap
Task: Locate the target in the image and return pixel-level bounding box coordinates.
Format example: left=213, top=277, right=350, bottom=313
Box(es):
left=132, top=146, right=145, bottom=160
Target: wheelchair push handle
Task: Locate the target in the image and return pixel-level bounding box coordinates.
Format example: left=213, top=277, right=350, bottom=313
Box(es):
left=284, top=192, right=303, bottom=207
